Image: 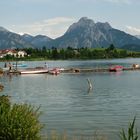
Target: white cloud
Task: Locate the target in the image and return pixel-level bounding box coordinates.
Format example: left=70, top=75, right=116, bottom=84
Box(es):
left=10, top=17, right=76, bottom=39
left=126, top=25, right=140, bottom=35
left=104, top=0, right=131, bottom=4
left=77, top=0, right=136, bottom=4
left=16, top=0, right=50, bottom=2
left=44, top=17, right=75, bottom=26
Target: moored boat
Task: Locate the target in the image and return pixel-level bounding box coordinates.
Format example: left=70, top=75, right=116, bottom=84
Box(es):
left=109, top=65, right=123, bottom=72
left=13, top=63, right=27, bottom=67
left=20, top=67, right=48, bottom=74
left=48, top=68, right=60, bottom=75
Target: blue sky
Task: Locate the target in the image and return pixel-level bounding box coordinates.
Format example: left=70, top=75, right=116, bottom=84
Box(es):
left=0, top=0, right=140, bottom=38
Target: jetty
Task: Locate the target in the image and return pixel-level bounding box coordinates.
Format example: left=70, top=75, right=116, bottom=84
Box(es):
left=62, top=67, right=140, bottom=73
left=2, top=66, right=140, bottom=75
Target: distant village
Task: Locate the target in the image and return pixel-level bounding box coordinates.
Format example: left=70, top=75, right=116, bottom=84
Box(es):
left=0, top=49, right=27, bottom=58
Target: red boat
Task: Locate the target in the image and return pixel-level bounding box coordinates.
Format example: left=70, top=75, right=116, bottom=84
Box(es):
left=48, top=68, right=60, bottom=75
left=109, top=65, right=123, bottom=72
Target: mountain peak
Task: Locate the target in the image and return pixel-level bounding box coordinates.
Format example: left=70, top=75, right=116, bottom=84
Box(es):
left=66, top=17, right=95, bottom=33
left=78, top=17, right=95, bottom=25
left=96, top=22, right=112, bottom=30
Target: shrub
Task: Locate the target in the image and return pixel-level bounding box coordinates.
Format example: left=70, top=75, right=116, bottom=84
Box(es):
left=0, top=96, right=42, bottom=140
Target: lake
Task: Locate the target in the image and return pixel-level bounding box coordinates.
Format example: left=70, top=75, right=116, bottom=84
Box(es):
left=1, top=58, right=140, bottom=139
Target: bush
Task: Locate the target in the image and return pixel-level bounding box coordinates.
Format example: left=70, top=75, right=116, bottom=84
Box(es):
left=0, top=96, right=42, bottom=140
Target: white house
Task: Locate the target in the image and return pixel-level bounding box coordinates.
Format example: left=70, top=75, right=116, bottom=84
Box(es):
left=6, top=50, right=17, bottom=57
left=17, top=51, right=27, bottom=58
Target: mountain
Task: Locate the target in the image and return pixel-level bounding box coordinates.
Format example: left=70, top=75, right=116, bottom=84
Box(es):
left=0, top=27, right=34, bottom=49
left=22, top=34, right=52, bottom=48
left=1, top=17, right=140, bottom=50
left=51, top=17, right=140, bottom=49
left=0, top=27, right=52, bottom=49
left=122, top=44, right=140, bottom=51
left=22, top=34, right=34, bottom=42
left=135, top=35, right=140, bottom=39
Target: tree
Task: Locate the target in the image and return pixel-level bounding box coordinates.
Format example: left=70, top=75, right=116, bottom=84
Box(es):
left=52, top=48, right=59, bottom=59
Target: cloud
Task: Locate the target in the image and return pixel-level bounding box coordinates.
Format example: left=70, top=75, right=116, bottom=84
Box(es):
left=44, top=17, right=75, bottom=26
left=77, top=0, right=136, bottom=4
left=11, top=17, right=75, bottom=38
left=104, top=0, right=131, bottom=4
left=16, top=0, right=50, bottom=2
left=126, top=25, right=140, bottom=35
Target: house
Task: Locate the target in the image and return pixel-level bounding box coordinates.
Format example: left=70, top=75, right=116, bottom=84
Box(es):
left=17, top=51, right=27, bottom=58
left=0, top=49, right=27, bottom=58
left=6, top=50, right=17, bottom=57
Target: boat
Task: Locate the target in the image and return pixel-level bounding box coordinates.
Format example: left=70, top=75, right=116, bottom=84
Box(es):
left=12, top=63, right=27, bottom=67
left=109, top=65, right=123, bottom=72
left=20, top=67, right=48, bottom=74
left=48, top=68, right=60, bottom=75
left=2, top=67, right=9, bottom=72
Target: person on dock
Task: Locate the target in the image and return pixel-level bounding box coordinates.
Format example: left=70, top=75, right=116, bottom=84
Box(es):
left=4, top=62, right=7, bottom=68
left=44, top=62, right=48, bottom=68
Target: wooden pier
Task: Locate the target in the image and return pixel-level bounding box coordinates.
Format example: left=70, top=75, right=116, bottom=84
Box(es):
left=2, top=66, right=140, bottom=75
left=62, top=67, right=140, bottom=73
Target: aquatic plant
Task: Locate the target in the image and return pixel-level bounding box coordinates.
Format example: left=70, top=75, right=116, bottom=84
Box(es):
left=119, top=116, right=138, bottom=140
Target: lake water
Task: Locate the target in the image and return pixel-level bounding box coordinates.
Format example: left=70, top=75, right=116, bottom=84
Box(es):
left=1, top=58, right=140, bottom=139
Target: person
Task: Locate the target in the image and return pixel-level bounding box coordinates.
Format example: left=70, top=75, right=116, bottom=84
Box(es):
left=4, top=62, right=7, bottom=68
left=44, top=62, right=48, bottom=68
left=8, top=62, right=12, bottom=70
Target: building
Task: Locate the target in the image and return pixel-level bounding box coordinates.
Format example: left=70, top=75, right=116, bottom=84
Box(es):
left=17, top=51, right=27, bottom=58
left=0, top=49, right=27, bottom=58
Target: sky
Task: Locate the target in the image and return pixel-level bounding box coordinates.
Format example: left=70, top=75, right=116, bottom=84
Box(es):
left=0, top=0, right=140, bottom=38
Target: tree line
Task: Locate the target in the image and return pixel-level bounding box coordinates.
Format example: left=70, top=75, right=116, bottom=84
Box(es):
left=3, top=44, right=140, bottom=61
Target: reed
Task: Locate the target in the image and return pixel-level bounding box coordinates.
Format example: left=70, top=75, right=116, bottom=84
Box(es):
left=119, top=116, right=138, bottom=140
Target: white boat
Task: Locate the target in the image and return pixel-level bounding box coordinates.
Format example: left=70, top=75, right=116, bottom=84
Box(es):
left=2, top=67, right=9, bottom=72
left=20, top=67, right=48, bottom=74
